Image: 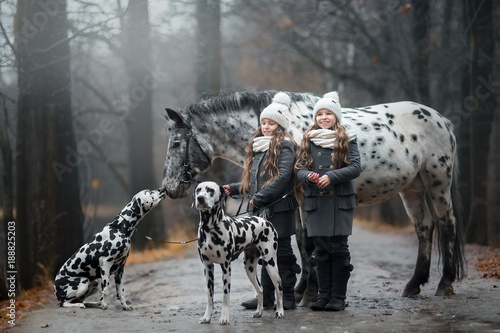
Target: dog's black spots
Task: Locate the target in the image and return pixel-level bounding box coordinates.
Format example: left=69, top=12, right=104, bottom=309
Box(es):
left=194, top=182, right=283, bottom=322
left=268, top=258, right=276, bottom=267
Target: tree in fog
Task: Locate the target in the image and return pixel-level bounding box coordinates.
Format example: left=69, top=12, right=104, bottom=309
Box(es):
left=463, top=0, right=498, bottom=246
left=122, top=0, right=163, bottom=250
left=14, top=0, right=83, bottom=289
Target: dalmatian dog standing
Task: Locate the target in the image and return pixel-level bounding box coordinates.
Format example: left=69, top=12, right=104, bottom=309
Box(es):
left=54, top=188, right=166, bottom=310
left=194, top=181, right=284, bottom=325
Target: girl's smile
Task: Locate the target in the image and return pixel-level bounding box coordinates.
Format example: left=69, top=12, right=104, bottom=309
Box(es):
left=316, top=109, right=338, bottom=129
left=261, top=118, right=279, bottom=136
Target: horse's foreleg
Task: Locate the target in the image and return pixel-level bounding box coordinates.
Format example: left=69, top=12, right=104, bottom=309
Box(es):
left=400, top=176, right=434, bottom=297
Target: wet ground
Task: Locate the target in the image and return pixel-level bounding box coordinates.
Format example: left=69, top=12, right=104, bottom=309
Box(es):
left=7, top=225, right=500, bottom=332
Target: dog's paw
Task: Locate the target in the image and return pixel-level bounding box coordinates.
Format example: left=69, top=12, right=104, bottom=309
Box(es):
left=218, top=316, right=230, bottom=325
left=252, top=309, right=263, bottom=318
left=275, top=310, right=284, bottom=319
left=199, top=317, right=211, bottom=324
left=62, top=301, right=86, bottom=309
left=99, top=303, right=108, bottom=310
left=122, top=304, right=133, bottom=311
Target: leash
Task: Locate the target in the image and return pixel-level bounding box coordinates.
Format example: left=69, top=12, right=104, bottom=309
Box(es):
left=231, top=179, right=305, bottom=218
left=134, top=228, right=198, bottom=245
left=137, top=181, right=305, bottom=245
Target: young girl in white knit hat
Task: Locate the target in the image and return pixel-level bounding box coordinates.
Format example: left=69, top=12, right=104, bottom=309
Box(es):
left=224, top=92, right=301, bottom=310
left=295, top=91, right=361, bottom=311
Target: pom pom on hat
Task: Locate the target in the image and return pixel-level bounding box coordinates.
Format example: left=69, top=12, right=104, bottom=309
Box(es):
left=313, top=91, right=342, bottom=123
left=260, top=92, right=291, bottom=130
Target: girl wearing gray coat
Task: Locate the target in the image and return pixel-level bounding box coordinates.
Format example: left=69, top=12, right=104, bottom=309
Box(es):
left=295, top=92, right=361, bottom=311
left=224, top=92, right=300, bottom=310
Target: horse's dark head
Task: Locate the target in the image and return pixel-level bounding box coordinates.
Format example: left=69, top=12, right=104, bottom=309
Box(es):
left=162, top=108, right=213, bottom=199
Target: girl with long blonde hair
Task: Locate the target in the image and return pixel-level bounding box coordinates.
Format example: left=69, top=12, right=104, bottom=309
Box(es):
left=295, top=91, right=361, bottom=312
left=224, top=92, right=300, bottom=311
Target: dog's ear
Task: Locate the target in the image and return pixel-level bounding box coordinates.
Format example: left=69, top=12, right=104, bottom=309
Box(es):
left=219, top=186, right=227, bottom=207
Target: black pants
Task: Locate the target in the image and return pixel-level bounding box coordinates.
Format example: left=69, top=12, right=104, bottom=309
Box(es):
left=313, top=235, right=353, bottom=300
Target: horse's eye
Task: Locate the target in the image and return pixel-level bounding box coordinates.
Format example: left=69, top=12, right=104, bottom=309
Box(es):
left=171, top=141, right=181, bottom=149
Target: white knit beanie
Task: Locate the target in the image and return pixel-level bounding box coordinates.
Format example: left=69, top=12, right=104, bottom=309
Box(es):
left=260, top=92, right=291, bottom=130
left=313, top=91, right=342, bottom=123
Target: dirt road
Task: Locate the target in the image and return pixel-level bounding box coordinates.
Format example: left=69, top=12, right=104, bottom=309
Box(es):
left=6, top=225, right=500, bottom=333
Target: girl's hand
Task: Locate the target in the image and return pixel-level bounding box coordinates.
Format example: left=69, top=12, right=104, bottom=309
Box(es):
left=308, top=172, right=320, bottom=183
left=223, top=185, right=231, bottom=195
left=249, top=199, right=258, bottom=208
left=317, top=175, right=331, bottom=189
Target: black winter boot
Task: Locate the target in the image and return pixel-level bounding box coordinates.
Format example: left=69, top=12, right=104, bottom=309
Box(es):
left=326, top=253, right=353, bottom=311
left=241, top=267, right=275, bottom=310
left=278, top=256, right=301, bottom=310
left=309, top=245, right=331, bottom=311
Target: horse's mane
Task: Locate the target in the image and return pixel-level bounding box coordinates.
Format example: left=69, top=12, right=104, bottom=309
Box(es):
left=184, top=89, right=318, bottom=120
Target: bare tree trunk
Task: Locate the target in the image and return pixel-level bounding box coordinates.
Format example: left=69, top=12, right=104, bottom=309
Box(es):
left=0, top=100, right=15, bottom=300
left=15, top=0, right=83, bottom=290
left=463, top=0, right=496, bottom=245
left=123, top=0, right=160, bottom=250
left=196, top=0, right=221, bottom=94
left=487, top=109, right=500, bottom=246
left=412, top=0, right=430, bottom=105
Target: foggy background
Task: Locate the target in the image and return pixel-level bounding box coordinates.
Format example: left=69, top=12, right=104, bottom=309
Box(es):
left=0, top=0, right=498, bottom=294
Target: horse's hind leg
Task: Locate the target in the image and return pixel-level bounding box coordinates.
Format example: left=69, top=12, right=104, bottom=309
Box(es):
left=424, top=159, right=465, bottom=296
left=400, top=175, right=434, bottom=297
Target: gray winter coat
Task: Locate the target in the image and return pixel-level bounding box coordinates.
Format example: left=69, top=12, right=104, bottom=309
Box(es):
left=228, top=140, right=299, bottom=237
left=296, top=140, right=361, bottom=237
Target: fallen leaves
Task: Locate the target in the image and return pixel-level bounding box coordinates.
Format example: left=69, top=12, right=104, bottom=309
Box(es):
left=476, top=248, right=500, bottom=279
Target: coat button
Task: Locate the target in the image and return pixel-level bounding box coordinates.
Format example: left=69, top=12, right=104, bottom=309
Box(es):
left=318, top=152, right=322, bottom=156
left=329, top=191, right=333, bottom=195
left=331, top=153, right=334, bottom=156
left=319, top=192, right=324, bottom=196
left=330, top=165, right=334, bottom=169
left=318, top=165, right=323, bottom=170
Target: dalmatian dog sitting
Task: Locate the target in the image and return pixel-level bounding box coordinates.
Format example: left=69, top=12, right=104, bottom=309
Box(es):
left=194, top=181, right=284, bottom=325
left=54, top=187, right=166, bottom=310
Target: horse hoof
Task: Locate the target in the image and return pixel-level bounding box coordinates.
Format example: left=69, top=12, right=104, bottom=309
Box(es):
left=435, top=282, right=454, bottom=296
left=402, top=285, right=421, bottom=297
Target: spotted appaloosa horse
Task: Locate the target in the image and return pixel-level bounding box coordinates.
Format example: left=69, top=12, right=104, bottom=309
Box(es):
left=161, top=90, right=466, bottom=303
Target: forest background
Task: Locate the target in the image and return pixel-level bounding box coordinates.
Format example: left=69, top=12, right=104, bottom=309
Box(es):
left=0, top=0, right=498, bottom=298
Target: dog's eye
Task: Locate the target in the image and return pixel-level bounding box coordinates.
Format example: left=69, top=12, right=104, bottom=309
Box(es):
left=171, top=141, right=181, bottom=149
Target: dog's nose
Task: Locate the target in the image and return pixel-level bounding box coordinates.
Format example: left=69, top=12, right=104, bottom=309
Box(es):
left=197, top=196, right=206, bottom=205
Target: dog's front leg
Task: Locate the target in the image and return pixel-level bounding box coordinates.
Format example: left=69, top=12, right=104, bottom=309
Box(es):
left=200, top=262, right=214, bottom=324
left=98, top=262, right=112, bottom=310
left=219, top=262, right=232, bottom=325
left=115, top=264, right=132, bottom=310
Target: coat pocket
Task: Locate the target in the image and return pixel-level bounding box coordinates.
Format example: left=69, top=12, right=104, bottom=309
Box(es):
left=303, top=197, right=317, bottom=211
left=337, top=194, right=358, bottom=210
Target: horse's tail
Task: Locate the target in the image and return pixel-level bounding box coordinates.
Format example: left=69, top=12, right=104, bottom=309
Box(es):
left=449, top=143, right=467, bottom=281
left=435, top=138, right=467, bottom=282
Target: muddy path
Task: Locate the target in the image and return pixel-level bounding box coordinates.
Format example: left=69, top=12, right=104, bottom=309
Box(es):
left=7, top=225, right=500, bottom=333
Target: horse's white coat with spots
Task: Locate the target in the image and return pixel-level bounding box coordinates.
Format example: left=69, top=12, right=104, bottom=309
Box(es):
left=162, top=91, right=465, bottom=300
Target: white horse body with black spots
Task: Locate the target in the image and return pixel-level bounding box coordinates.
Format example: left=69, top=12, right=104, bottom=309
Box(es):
left=161, top=90, right=466, bottom=303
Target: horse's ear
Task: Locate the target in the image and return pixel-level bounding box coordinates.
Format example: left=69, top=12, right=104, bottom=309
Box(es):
left=164, top=108, right=186, bottom=126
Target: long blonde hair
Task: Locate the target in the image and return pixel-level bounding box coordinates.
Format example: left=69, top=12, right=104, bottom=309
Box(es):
left=240, top=126, right=301, bottom=198
left=295, top=120, right=352, bottom=172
